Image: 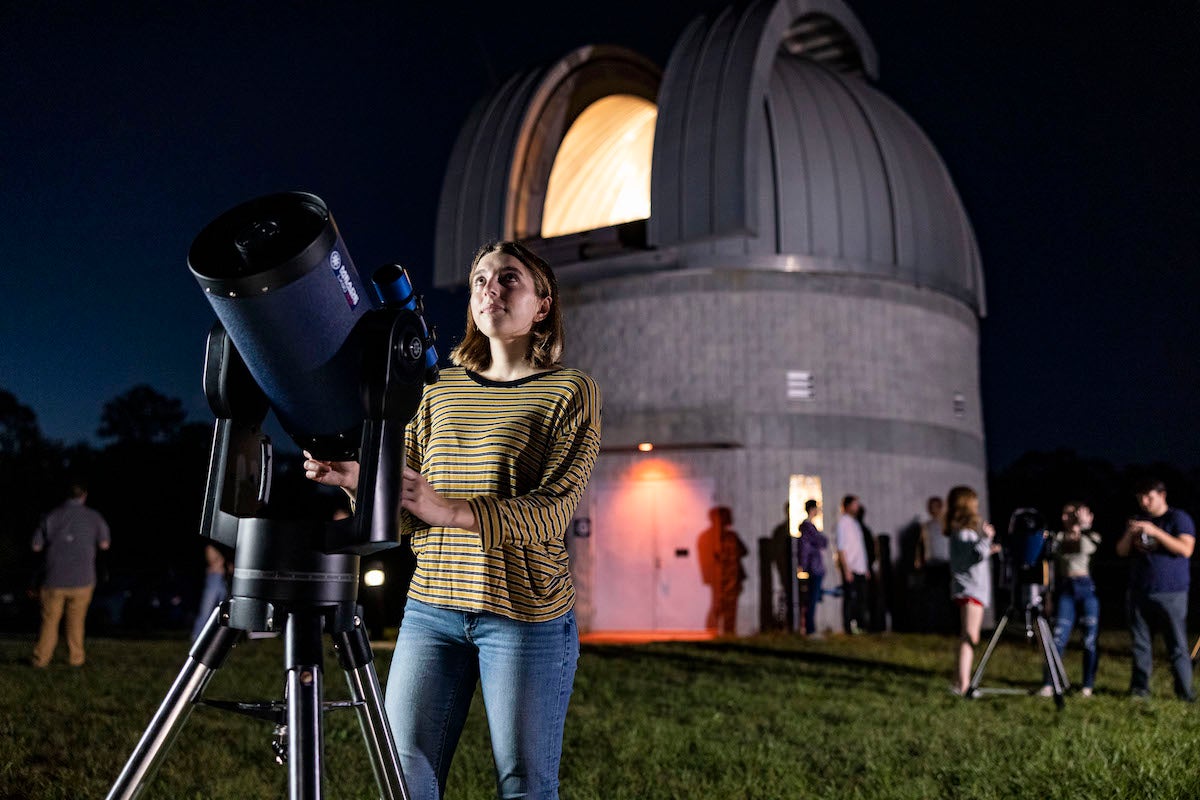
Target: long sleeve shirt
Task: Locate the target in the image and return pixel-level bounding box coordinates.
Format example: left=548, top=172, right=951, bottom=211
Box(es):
left=402, top=366, right=601, bottom=622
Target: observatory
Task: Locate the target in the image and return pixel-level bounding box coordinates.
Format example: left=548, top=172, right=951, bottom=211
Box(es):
left=434, top=0, right=986, bottom=636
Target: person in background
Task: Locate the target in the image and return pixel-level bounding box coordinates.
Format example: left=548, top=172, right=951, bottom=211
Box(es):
left=30, top=482, right=111, bottom=668
left=836, top=495, right=868, bottom=635
left=796, top=499, right=827, bottom=637
left=917, top=495, right=954, bottom=633
left=191, top=542, right=231, bottom=640
left=713, top=507, right=748, bottom=636
left=917, top=496, right=948, bottom=570
left=1038, top=502, right=1101, bottom=697
left=304, top=240, right=601, bottom=799
left=946, top=485, right=997, bottom=696
left=1115, top=477, right=1195, bottom=701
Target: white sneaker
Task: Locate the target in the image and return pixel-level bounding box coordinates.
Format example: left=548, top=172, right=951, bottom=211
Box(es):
left=1035, top=685, right=1054, bottom=697
left=1080, top=687, right=1093, bottom=697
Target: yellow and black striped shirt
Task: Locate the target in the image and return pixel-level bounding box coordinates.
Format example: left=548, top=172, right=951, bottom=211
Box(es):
left=401, top=366, right=601, bottom=622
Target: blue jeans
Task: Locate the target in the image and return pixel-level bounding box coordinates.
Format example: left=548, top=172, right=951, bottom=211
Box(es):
left=1045, top=576, right=1099, bottom=688
left=191, top=572, right=227, bottom=640
left=1128, top=590, right=1193, bottom=699
left=804, top=574, right=823, bottom=635
left=384, top=598, right=579, bottom=800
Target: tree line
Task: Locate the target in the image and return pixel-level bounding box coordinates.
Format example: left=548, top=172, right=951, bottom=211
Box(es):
left=0, top=385, right=329, bottom=632
left=3, top=383, right=1197, bottom=632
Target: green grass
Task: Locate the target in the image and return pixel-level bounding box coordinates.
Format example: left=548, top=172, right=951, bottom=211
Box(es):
left=2, top=630, right=1198, bottom=799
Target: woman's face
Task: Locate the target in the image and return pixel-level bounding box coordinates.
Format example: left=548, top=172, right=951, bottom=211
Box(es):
left=469, top=251, right=551, bottom=343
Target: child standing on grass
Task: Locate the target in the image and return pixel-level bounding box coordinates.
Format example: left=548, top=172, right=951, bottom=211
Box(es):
left=946, top=485, right=998, bottom=696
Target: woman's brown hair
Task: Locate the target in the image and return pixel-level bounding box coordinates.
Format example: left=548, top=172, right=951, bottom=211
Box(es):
left=945, top=485, right=982, bottom=534
left=449, top=241, right=564, bottom=372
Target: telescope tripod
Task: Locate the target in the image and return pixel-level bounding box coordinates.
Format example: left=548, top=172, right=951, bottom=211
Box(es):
left=107, top=522, right=411, bottom=800
left=967, top=592, right=1069, bottom=709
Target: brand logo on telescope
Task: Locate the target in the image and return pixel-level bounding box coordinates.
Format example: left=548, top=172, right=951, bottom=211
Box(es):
left=329, top=250, right=360, bottom=309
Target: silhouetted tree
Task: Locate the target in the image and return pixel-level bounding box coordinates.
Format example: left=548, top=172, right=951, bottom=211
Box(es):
left=0, top=389, right=41, bottom=456
left=97, top=384, right=186, bottom=445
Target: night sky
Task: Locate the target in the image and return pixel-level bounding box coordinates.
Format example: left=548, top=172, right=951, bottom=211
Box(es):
left=2, top=1, right=1197, bottom=471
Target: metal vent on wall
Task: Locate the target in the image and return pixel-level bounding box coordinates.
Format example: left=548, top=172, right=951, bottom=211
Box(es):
left=780, top=14, right=865, bottom=76
left=787, top=370, right=815, bottom=401
left=953, top=391, right=967, bottom=419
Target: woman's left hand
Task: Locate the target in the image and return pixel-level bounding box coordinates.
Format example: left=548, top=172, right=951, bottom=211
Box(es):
left=401, top=467, right=477, bottom=531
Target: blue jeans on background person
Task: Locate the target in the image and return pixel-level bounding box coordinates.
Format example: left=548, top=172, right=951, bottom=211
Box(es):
left=384, top=598, right=580, bottom=800
left=191, top=571, right=227, bottom=640
left=1045, top=576, right=1099, bottom=689
left=1128, top=589, right=1193, bottom=700
left=804, top=573, right=824, bottom=635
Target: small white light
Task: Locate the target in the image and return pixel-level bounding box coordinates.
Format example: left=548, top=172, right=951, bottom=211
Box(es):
left=364, top=569, right=386, bottom=587
left=637, top=442, right=653, bottom=452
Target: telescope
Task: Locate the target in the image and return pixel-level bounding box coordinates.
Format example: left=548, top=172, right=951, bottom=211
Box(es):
left=967, top=507, right=1070, bottom=707
left=109, top=192, right=431, bottom=799
left=998, top=507, right=1050, bottom=610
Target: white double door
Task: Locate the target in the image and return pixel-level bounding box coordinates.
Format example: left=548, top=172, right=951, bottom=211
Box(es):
left=589, top=477, right=716, bottom=632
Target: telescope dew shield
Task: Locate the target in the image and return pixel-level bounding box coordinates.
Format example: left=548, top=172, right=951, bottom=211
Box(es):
left=189, top=192, right=379, bottom=460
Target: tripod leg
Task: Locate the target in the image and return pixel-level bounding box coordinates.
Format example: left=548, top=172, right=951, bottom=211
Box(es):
left=333, top=619, right=410, bottom=800
left=1035, top=614, right=1068, bottom=709
left=968, top=611, right=1010, bottom=695
left=107, top=607, right=242, bottom=800
left=285, top=613, right=326, bottom=800
left=1191, top=634, right=1200, bottom=664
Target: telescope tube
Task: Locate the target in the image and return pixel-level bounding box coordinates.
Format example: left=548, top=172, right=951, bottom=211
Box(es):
left=188, top=192, right=379, bottom=460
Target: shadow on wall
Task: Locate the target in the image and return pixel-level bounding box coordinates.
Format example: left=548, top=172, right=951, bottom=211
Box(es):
left=697, top=506, right=747, bottom=636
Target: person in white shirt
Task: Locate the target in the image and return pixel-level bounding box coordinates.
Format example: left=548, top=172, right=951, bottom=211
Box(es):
left=836, top=495, right=868, bottom=634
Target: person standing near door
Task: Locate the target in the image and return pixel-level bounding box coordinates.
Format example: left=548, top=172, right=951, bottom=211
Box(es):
left=836, top=495, right=868, bottom=634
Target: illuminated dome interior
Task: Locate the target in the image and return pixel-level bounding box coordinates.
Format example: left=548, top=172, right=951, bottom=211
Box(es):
left=540, top=94, right=657, bottom=238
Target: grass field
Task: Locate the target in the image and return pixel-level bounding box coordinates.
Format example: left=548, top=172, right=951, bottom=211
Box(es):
left=2, top=629, right=1198, bottom=799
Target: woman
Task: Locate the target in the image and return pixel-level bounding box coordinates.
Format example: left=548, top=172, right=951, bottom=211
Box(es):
left=1039, top=502, right=1101, bottom=697
left=305, top=241, right=601, bottom=799
left=946, top=485, right=997, bottom=696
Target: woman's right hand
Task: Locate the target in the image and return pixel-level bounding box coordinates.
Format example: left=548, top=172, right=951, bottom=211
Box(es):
left=303, top=451, right=360, bottom=495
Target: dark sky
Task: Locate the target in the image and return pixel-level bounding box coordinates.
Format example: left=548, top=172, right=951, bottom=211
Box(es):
left=2, top=1, right=1197, bottom=471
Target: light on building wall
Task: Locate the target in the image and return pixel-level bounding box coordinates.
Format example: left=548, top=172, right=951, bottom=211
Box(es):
left=637, top=442, right=654, bottom=452
left=788, top=474, right=824, bottom=538
left=541, top=94, right=657, bottom=238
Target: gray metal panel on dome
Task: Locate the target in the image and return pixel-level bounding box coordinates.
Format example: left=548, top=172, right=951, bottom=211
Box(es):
left=657, top=8, right=984, bottom=312
left=648, top=0, right=879, bottom=249
left=643, top=14, right=708, bottom=248
left=837, top=77, right=984, bottom=310
left=433, top=68, right=545, bottom=288
left=766, top=58, right=897, bottom=269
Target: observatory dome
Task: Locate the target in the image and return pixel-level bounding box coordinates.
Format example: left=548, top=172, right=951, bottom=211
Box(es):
left=433, top=0, right=983, bottom=312
left=431, top=0, right=990, bottom=638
